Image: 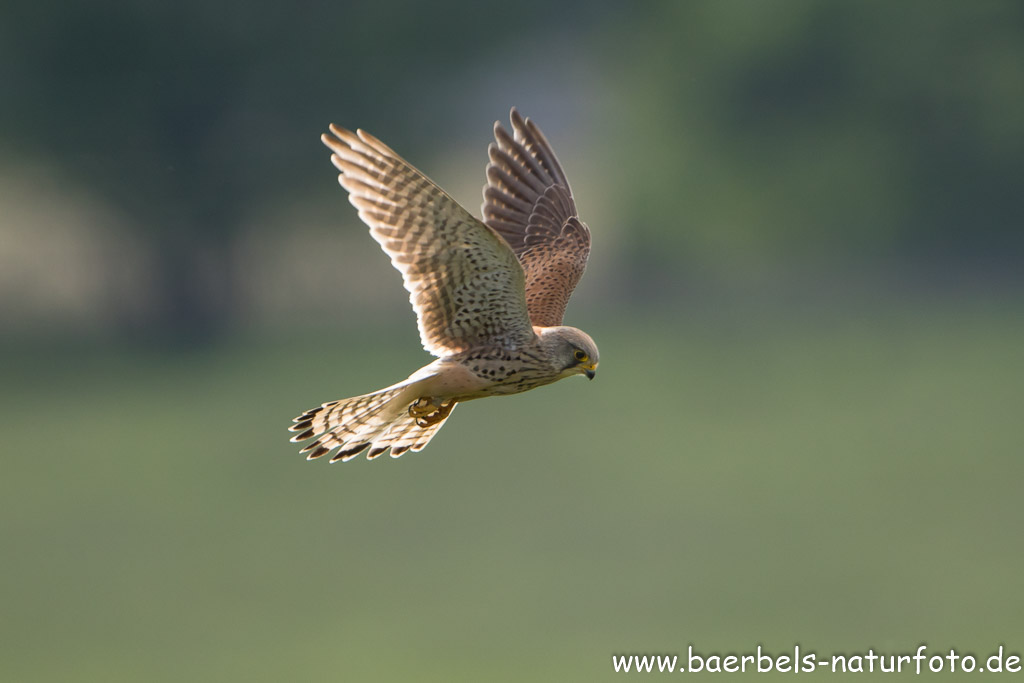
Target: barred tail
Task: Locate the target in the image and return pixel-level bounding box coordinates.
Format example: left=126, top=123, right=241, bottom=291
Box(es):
left=288, top=380, right=455, bottom=463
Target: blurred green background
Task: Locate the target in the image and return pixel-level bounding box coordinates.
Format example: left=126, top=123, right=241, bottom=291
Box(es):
left=2, top=1, right=1022, bottom=680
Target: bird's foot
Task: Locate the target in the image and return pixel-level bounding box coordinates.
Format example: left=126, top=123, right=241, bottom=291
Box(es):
left=409, top=398, right=454, bottom=427
left=408, top=397, right=438, bottom=418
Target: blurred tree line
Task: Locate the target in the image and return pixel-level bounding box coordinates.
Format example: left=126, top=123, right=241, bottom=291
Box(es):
left=2, top=0, right=1021, bottom=342
left=604, top=2, right=1024, bottom=282
left=2, top=0, right=591, bottom=341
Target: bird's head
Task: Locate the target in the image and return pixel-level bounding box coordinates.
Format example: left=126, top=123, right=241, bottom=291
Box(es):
left=537, top=326, right=600, bottom=380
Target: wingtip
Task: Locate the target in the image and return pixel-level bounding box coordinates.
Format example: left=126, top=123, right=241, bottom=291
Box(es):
left=353, top=128, right=399, bottom=158
left=329, top=153, right=346, bottom=173
left=322, top=129, right=352, bottom=158
left=326, top=124, right=364, bottom=150
left=356, top=128, right=377, bottom=146
left=510, top=107, right=527, bottom=129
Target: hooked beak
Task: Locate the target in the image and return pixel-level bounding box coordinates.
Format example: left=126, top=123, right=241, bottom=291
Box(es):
left=583, top=363, right=597, bottom=380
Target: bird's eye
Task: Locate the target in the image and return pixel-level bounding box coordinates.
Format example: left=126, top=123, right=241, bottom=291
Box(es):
left=574, top=349, right=588, bottom=362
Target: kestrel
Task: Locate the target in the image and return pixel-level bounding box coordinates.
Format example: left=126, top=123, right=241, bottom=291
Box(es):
left=289, top=109, right=599, bottom=462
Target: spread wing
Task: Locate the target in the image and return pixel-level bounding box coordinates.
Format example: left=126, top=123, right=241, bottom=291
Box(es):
left=322, top=125, right=535, bottom=357
left=481, top=108, right=591, bottom=328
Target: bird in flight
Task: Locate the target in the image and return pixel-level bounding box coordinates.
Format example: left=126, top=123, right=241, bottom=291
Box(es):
left=289, top=109, right=598, bottom=462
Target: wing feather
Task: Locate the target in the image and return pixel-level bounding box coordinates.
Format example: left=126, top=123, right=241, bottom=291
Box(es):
left=323, top=124, right=535, bottom=357
left=481, top=108, right=591, bottom=327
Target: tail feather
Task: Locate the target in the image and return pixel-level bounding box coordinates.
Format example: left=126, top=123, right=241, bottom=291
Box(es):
left=383, top=411, right=451, bottom=457
left=289, top=381, right=456, bottom=462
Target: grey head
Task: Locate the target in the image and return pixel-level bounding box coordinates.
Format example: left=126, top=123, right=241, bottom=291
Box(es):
left=536, top=326, right=600, bottom=380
